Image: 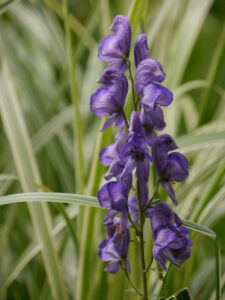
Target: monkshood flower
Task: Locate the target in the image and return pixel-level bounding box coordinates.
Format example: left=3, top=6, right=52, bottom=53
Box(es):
left=141, top=82, right=173, bottom=110
left=135, top=60, right=166, bottom=94
left=152, top=134, right=189, bottom=204
left=134, top=34, right=166, bottom=93
left=134, top=34, right=150, bottom=67
left=97, top=181, right=128, bottom=212
left=90, top=68, right=128, bottom=131
left=99, top=214, right=131, bottom=274
left=128, top=181, right=150, bottom=225
left=99, top=129, right=132, bottom=190
left=140, top=107, right=165, bottom=146
left=98, top=15, right=131, bottom=72
left=120, top=112, right=151, bottom=183
left=147, top=202, right=192, bottom=270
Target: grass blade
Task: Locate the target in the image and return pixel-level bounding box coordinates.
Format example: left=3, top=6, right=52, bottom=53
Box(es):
left=183, top=221, right=221, bottom=300
left=62, top=0, right=85, bottom=193
left=0, top=62, right=68, bottom=300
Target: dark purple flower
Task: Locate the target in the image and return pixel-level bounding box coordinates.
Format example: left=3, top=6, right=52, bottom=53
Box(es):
left=99, top=130, right=132, bottom=190
left=141, top=82, right=173, bottom=109
left=90, top=68, right=128, bottom=131
left=99, top=215, right=131, bottom=274
left=98, top=15, right=131, bottom=72
left=120, top=112, right=151, bottom=182
left=140, top=107, right=166, bottom=146
left=97, top=181, right=128, bottom=212
left=134, top=34, right=150, bottom=67
left=152, top=134, right=189, bottom=204
left=135, top=59, right=166, bottom=94
left=147, top=202, right=192, bottom=270
left=128, top=182, right=150, bottom=225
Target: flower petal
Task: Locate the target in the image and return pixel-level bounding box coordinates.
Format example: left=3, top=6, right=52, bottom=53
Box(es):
left=98, top=34, right=124, bottom=62
left=110, top=15, right=131, bottom=56
left=108, top=181, right=128, bottom=211
left=134, top=34, right=149, bottom=67
left=100, top=143, right=118, bottom=166
left=90, top=87, right=117, bottom=117
left=160, top=180, right=177, bottom=205
left=97, top=183, right=111, bottom=208
left=135, top=59, right=166, bottom=93
left=165, top=152, right=189, bottom=182
left=141, top=83, right=173, bottom=108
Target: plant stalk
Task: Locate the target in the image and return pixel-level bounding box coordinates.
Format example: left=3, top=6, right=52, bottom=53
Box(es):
left=136, top=180, right=148, bottom=299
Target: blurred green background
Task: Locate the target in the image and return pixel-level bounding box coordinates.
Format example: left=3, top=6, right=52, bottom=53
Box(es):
left=0, top=0, right=225, bottom=299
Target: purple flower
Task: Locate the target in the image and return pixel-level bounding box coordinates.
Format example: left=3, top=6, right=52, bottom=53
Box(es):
left=135, top=59, right=166, bottom=94
left=99, top=130, right=132, bottom=190
left=97, top=181, right=128, bottom=212
left=152, top=134, right=189, bottom=204
left=120, top=112, right=151, bottom=182
left=141, top=83, right=173, bottom=109
left=90, top=68, right=128, bottom=131
left=134, top=34, right=150, bottom=67
left=147, top=202, right=192, bottom=270
left=98, top=15, right=131, bottom=72
left=99, top=215, right=131, bottom=274
left=128, top=182, right=150, bottom=225
left=140, top=107, right=166, bottom=146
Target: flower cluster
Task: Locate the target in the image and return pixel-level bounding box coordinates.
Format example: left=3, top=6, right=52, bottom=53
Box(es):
left=90, top=15, right=192, bottom=275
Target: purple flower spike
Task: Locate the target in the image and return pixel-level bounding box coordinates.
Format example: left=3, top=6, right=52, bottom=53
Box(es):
left=135, top=59, right=166, bottom=94
left=90, top=68, right=128, bottom=130
left=98, top=15, right=132, bottom=72
left=134, top=34, right=150, bottom=67
left=152, top=134, right=188, bottom=204
left=141, top=83, right=173, bottom=109
left=97, top=181, right=128, bottom=211
left=147, top=202, right=192, bottom=270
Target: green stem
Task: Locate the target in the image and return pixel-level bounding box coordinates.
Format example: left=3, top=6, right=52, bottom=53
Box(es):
left=121, top=109, right=130, bottom=129
left=144, top=254, right=153, bottom=272
left=125, top=57, right=136, bottom=110
left=54, top=203, right=79, bottom=259
left=124, top=269, right=143, bottom=297
left=136, top=180, right=148, bottom=299
left=144, top=178, right=160, bottom=212
left=126, top=204, right=140, bottom=234
left=62, top=0, right=85, bottom=194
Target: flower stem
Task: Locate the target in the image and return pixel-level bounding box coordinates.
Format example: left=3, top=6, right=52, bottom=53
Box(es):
left=144, top=178, right=160, bottom=212
left=124, top=269, right=143, bottom=297
left=136, top=180, right=149, bottom=299
left=125, top=57, right=137, bottom=110
left=144, top=254, right=153, bottom=272
left=121, top=109, right=129, bottom=129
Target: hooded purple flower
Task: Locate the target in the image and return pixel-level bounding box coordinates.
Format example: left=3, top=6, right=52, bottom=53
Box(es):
left=135, top=60, right=166, bottom=94
left=97, top=181, right=128, bottom=212
left=99, top=214, right=131, bottom=274
left=140, top=107, right=166, bottom=146
left=152, top=134, right=189, bottom=205
left=90, top=68, right=128, bottom=131
left=134, top=34, right=150, bottom=67
left=147, top=202, right=192, bottom=270
left=98, top=15, right=131, bottom=72
left=141, top=82, right=173, bottom=110
left=120, top=111, right=151, bottom=183
left=99, top=129, right=132, bottom=190
left=128, top=181, right=150, bottom=225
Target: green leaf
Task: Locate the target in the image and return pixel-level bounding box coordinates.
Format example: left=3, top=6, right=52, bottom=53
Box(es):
left=183, top=221, right=221, bottom=300
left=167, top=288, right=193, bottom=300
left=0, top=192, right=99, bottom=207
